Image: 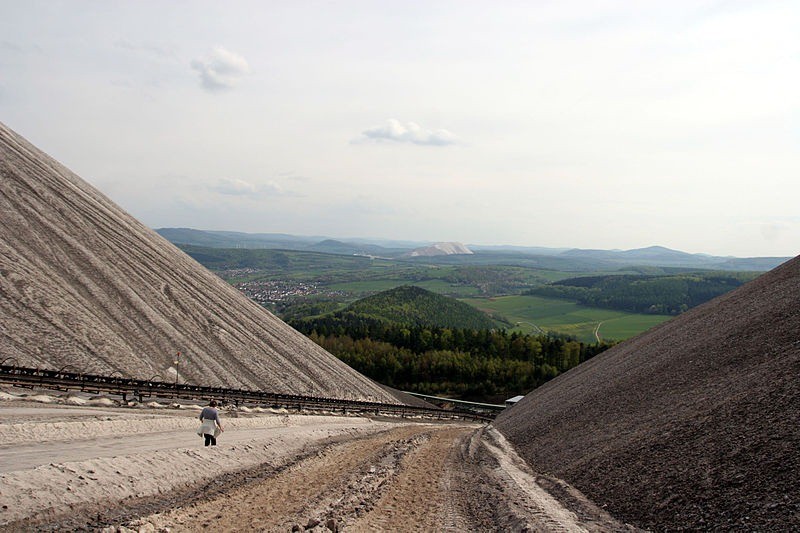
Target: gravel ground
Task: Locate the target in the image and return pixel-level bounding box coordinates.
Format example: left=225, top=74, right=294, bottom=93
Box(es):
left=495, top=255, right=800, bottom=531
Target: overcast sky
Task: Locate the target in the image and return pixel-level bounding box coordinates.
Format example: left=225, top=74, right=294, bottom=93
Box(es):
left=1, top=1, right=798, bottom=257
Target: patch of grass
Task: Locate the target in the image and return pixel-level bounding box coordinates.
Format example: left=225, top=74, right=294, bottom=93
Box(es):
left=461, top=295, right=672, bottom=343
left=594, top=315, right=671, bottom=340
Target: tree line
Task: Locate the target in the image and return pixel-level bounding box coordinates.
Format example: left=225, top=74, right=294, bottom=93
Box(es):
left=290, top=313, right=614, bottom=402
left=529, top=272, right=757, bottom=315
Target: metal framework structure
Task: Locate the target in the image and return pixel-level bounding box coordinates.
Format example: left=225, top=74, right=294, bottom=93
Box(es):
left=0, top=364, right=493, bottom=422
left=402, top=391, right=506, bottom=414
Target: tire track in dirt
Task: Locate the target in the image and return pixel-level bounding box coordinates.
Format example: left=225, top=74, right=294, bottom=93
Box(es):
left=347, top=426, right=469, bottom=532
left=469, top=428, right=636, bottom=532
left=129, top=424, right=460, bottom=532
left=118, top=423, right=632, bottom=532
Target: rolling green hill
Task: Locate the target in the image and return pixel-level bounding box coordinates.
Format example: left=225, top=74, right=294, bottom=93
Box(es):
left=175, top=244, right=385, bottom=277
left=528, top=271, right=760, bottom=315
left=177, top=243, right=748, bottom=344
left=345, top=285, right=496, bottom=330
left=174, top=244, right=571, bottom=297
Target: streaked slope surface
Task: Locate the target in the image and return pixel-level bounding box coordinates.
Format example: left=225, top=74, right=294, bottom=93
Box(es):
left=495, top=255, right=799, bottom=530
left=0, top=122, right=397, bottom=403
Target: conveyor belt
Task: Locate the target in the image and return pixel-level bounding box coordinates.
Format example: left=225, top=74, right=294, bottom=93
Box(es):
left=0, top=364, right=493, bottom=422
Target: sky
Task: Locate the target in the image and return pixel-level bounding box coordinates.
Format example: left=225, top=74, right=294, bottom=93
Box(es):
left=1, top=0, right=798, bottom=257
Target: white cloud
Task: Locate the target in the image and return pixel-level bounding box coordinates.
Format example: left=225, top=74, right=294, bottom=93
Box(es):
left=190, top=47, right=250, bottom=91
left=211, top=178, right=257, bottom=196
left=356, top=119, right=459, bottom=146
left=757, top=221, right=797, bottom=244
left=209, top=178, right=297, bottom=198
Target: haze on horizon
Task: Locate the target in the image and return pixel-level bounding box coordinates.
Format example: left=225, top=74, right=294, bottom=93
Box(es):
left=1, top=1, right=797, bottom=258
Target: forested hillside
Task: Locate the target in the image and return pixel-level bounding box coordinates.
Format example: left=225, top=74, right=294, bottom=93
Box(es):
left=345, top=286, right=496, bottom=329
left=290, top=310, right=614, bottom=401
left=529, top=272, right=759, bottom=315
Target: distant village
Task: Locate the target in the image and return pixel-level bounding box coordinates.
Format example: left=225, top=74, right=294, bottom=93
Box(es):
left=229, top=277, right=346, bottom=304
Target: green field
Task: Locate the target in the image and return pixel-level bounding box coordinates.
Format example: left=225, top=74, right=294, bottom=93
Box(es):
left=461, top=295, right=672, bottom=343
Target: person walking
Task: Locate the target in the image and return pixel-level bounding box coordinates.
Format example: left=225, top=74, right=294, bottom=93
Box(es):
left=198, top=400, right=224, bottom=446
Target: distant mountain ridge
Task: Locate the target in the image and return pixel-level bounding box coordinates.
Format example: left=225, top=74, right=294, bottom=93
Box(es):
left=155, top=228, right=413, bottom=257
left=156, top=228, right=790, bottom=271
left=562, top=245, right=788, bottom=270
left=563, top=245, right=695, bottom=260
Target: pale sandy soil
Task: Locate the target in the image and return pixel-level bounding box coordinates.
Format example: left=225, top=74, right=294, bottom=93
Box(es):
left=0, top=391, right=634, bottom=532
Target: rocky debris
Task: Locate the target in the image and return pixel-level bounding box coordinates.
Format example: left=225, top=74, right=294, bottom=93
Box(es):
left=495, top=255, right=800, bottom=531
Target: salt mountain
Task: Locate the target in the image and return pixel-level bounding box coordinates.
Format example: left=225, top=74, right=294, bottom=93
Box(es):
left=495, top=254, right=800, bottom=530
left=404, top=242, right=473, bottom=257
left=0, top=122, right=398, bottom=403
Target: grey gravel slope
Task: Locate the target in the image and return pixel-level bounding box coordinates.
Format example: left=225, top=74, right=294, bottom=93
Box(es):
left=0, top=122, right=397, bottom=403
left=495, top=255, right=800, bottom=530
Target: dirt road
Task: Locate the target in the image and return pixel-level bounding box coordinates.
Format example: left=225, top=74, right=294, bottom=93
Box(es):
left=1, top=401, right=632, bottom=532
left=594, top=321, right=604, bottom=342
left=127, top=425, right=630, bottom=532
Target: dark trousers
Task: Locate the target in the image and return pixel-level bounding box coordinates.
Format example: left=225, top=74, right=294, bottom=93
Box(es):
left=204, top=433, right=216, bottom=446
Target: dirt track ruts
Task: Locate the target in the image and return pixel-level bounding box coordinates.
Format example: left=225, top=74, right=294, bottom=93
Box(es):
left=0, top=401, right=631, bottom=532
left=122, top=424, right=630, bottom=532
